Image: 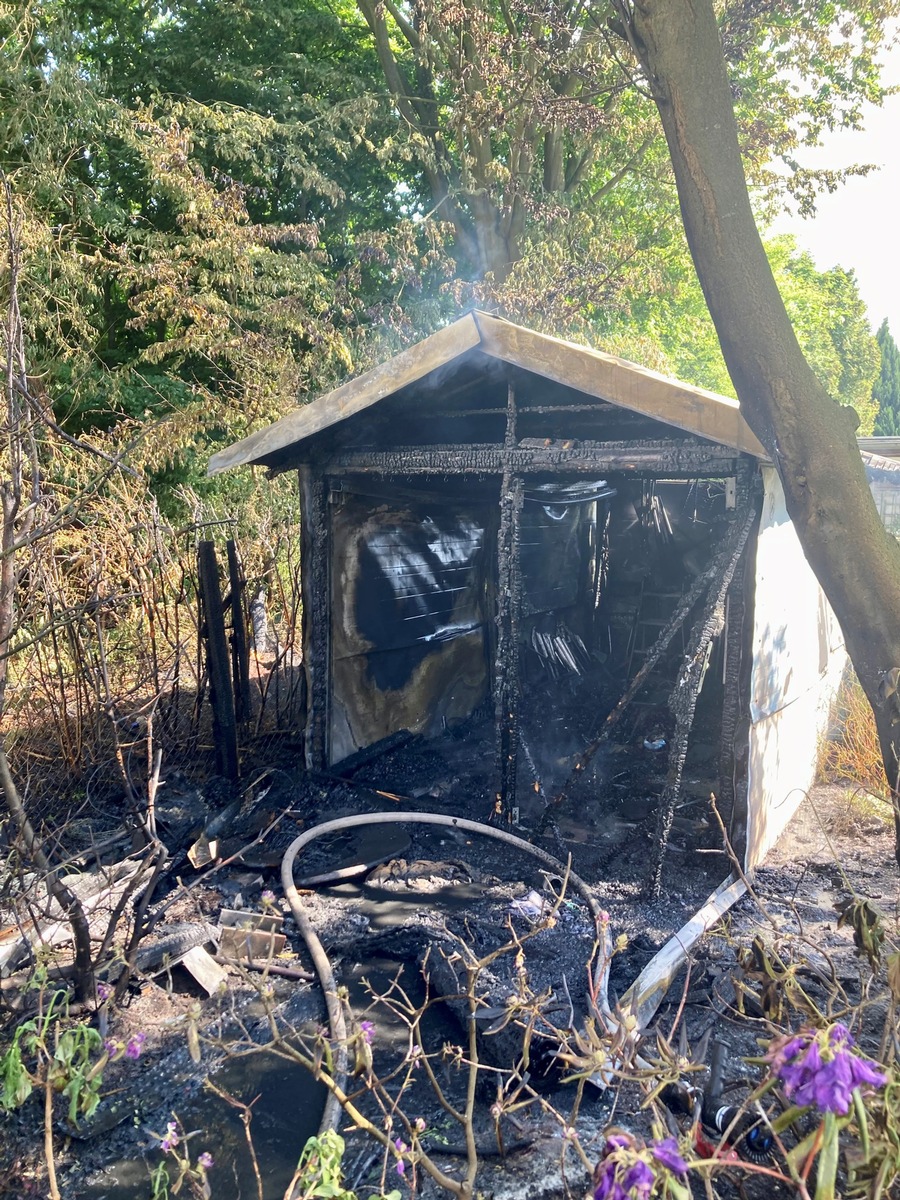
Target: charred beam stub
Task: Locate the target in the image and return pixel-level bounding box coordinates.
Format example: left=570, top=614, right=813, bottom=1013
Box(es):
left=299, top=467, right=330, bottom=770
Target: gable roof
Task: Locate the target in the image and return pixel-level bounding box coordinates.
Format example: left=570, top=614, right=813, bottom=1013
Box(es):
left=207, top=310, right=767, bottom=475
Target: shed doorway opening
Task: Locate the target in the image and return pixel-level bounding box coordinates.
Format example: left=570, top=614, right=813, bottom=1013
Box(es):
left=325, top=468, right=755, bottom=895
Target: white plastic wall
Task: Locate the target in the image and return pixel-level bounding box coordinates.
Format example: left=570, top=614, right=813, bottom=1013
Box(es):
left=744, top=467, right=847, bottom=869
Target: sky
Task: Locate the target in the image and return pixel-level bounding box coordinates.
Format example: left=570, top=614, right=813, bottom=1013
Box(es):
left=772, top=38, right=900, bottom=338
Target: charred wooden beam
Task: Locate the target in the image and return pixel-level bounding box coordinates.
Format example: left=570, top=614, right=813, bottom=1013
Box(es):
left=317, top=440, right=743, bottom=477
left=716, top=556, right=747, bottom=838
left=494, top=475, right=524, bottom=823
left=493, top=384, right=524, bottom=824
left=299, top=467, right=330, bottom=770
left=650, top=488, right=761, bottom=899
left=505, top=380, right=518, bottom=448
left=428, top=402, right=620, bottom=418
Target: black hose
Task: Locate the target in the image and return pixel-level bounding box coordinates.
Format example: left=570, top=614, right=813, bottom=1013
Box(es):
left=281, top=811, right=613, bottom=1137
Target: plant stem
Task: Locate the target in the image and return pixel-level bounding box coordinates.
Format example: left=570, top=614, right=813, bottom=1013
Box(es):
left=44, top=1076, right=60, bottom=1200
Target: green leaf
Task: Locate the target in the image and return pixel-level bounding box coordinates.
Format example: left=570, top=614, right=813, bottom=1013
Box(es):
left=814, top=1110, right=839, bottom=1200
left=771, top=1103, right=812, bottom=1133
left=786, top=1125, right=823, bottom=1173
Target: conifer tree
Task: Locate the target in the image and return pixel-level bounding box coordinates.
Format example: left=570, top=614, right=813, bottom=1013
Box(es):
left=873, top=320, right=900, bottom=437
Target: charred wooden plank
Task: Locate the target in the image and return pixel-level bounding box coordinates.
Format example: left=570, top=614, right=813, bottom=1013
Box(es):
left=716, top=468, right=757, bottom=850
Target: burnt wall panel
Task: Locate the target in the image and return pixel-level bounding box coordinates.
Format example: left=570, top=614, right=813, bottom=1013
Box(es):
left=330, top=489, right=491, bottom=762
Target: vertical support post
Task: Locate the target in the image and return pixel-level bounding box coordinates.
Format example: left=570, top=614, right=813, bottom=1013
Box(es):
left=226, top=539, right=251, bottom=725
left=198, top=540, right=239, bottom=781
left=493, top=382, right=523, bottom=823
left=299, top=466, right=331, bottom=771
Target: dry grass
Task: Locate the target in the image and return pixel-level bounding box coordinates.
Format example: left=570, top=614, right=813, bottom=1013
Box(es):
left=820, top=670, right=888, bottom=798
left=826, top=786, right=894, bottom=838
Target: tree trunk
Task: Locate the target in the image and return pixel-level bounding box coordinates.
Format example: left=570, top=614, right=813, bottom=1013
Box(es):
left=625, top=0, right=900, bottom=862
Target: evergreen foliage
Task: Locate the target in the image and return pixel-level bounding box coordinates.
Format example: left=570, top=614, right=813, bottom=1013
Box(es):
left=872, top=321, right=900, bottom=437
left=0, top=0, right=892, bottom=502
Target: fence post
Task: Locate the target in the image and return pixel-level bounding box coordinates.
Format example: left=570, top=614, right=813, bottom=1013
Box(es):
left=198, top=540, right=239, bottom=781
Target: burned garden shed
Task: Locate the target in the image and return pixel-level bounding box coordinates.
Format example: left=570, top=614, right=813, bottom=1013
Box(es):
left=209, top=312, right=845, bottom=957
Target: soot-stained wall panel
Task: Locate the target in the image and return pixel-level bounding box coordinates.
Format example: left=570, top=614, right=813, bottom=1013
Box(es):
left=330, top=492, right=491, bottom=762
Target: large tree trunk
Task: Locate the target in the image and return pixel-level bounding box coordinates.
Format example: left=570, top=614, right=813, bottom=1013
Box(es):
left=624, top=0, right=900, bottom=862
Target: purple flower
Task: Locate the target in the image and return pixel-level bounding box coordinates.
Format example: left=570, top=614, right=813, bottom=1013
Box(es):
left=593, top=1161, right=623, bottom=1200
left=97, top=982, right=111, bottom=1002
left=125, top=1032, right=146, bottom=1060
left=197, top=1152, right=214, bottom=1170
left=160, top=1121, right=179, bottom=1153
left=394, top=1137, right=407, bottom=1176
left=103, top=1039, right=119, bottom=1059
left=359, top=1020, right=375, bottom=1045
left=593, top=1133, right=658, bottom=1200
left=621, top=1160, right=654, bottom=1197
left=770, top=1025, right=887, bottom=1116
left=651, top=1137, right=687, bottom=1175
left=850, top=1055, right=889, bottom=1091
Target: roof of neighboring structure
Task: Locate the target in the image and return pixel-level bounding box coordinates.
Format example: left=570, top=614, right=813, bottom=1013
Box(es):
left=207, top=310, right=768, bottom=475
left=858, top=437, right=900, bottom=461
left=861, top=449, right=900, bottom=481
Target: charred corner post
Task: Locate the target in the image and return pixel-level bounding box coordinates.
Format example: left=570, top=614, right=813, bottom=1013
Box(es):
left=209, top=312, right=851, bottom=1011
